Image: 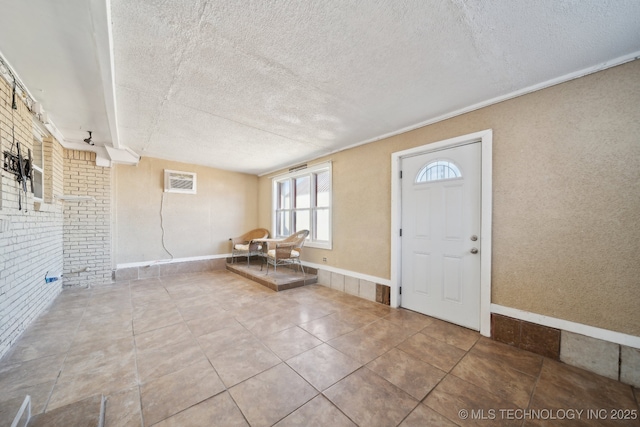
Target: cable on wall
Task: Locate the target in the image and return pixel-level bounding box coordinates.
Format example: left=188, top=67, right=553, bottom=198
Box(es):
left=1, top=76, right=32, bottom=211
left=160, top=192, right=174, bottom=260
left=0, top=55, right=35, bottom=113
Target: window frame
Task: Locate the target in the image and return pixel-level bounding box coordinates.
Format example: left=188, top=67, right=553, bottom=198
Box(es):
left=415, top=159, right=463, bottom=184
left=272, top=162, right=332, bottom=250
left=31, top=122, right=45, bottom=202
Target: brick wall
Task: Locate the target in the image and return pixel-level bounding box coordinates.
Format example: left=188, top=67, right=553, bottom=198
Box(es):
left=44, top=136, right=64, bottom=203
left=0, top=78, right=64, bottom=359
left=62, top=150, right=112, bottom=287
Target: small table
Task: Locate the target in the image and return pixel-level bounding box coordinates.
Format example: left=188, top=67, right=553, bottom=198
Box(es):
left=251, top=238, right=285, bottom=249
left=250, top=238, right=284, bottom=268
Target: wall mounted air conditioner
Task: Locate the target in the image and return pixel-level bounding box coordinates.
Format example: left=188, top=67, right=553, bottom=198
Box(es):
left=164, top=169, right=197, bottom=194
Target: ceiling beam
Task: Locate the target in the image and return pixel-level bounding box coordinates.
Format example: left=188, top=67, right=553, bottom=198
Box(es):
left=90, top=0, right=121, bottom=149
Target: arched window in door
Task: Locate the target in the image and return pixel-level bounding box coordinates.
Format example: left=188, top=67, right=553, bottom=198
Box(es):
left=415, top=160, right=462, bottom=183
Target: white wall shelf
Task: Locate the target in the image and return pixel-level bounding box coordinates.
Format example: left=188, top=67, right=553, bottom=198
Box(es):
left=54, top=195, right=96, bottom=202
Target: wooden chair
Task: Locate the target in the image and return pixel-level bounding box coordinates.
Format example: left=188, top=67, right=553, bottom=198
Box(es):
left=229, top=228, right=269, bottom=265
left=263, top=230, right=309, bottom=275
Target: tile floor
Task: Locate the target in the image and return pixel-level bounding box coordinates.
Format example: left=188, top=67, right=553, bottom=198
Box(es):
left=0, top=270, right=638, bottom=426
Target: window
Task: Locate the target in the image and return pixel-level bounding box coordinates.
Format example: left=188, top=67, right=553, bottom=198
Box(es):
left=273, top=162, right=332, bottom=249
left=31, top=128, right=44, bottom=201
left=416, top=160, right=461, bottom=183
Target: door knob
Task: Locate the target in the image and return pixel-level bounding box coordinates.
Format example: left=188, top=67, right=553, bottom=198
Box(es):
left=470, top=248, right=478, bottom=254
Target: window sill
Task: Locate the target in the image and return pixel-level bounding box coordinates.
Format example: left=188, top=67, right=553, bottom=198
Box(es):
left=33, top=200, right=57, bottom=213
left=305, top=242, right=332, bottom=250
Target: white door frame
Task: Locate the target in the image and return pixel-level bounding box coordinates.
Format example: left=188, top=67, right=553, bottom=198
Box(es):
left=391, top=129, right=493, bottom=336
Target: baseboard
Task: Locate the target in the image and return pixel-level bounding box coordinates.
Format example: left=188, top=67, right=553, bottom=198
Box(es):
left=114, top=257, right=227, bottom=281
left=116, top=253, right=231, bottom=270
left=491, top=305, right=640, bottom=387
left=491, top=304, right=640, bottom=349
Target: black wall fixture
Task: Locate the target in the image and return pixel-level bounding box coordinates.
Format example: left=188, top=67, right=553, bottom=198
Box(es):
left=84, top=130, right=94, bottom=145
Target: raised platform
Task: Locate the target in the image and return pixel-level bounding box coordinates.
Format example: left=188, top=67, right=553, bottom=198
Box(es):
left=226, top=259, right=317, bottom=291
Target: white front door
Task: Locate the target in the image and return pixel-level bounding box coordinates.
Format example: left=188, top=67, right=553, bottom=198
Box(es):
left=400, top=142, right=481, bottom=330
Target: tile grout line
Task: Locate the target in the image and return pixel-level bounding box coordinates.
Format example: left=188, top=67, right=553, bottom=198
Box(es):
left=448, top=338, right=542, bottom=426
left=128, top=279, right=147, bottom=427
left=265, top=365, right=320, bottom=426
left=206, top=277, right=379, bottom=425
left=318, top=364, right=378, bottom=426
left=522, top=356, right=546, bottom=427
left=406, top=329, right=470, bottom=425
left=169, top=274, right=252, bottom=426
left=632, top=386, right=640, bottom=412
left=42, top=285, right=94, bottom=414
left=173, top=278, right=229, bottom=384
left=196, top=273, right=267, bottom=427
left=332, top=321, right=441, bottom=426
left=361, top=362, right=422, bottom=426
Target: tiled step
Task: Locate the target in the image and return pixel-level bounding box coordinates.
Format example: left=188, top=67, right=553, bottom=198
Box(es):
left=226, top=261, right=317, bottom=291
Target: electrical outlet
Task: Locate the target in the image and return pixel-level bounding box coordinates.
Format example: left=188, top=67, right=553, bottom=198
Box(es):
left=322, top=257, right=327, bottom=262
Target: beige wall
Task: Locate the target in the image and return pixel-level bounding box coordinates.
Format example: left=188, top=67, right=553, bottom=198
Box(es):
left=258, top=60, right=640, bottom=336
left=115, top=157, right=258, bottom=264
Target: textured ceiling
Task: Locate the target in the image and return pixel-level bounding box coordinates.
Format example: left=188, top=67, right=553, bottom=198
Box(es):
left=1, top=1, right=640, bottom=174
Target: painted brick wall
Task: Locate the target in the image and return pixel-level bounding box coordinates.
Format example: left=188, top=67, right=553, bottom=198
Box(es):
left=0, top=78, right=64, bottom=360
left=44, top=136, right=64, bottom=203
left=62, top=150, right=112, bottom=287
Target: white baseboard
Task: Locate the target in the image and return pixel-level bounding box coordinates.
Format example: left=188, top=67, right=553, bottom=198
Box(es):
left=117, top=253, right=230, bottom=269
left=491, top=304, right=640, bottom=349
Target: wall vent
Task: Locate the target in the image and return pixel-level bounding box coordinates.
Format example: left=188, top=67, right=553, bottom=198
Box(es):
left=289, top=163, right=307, bottom=173
left=164, top=169, right=197, bottom=194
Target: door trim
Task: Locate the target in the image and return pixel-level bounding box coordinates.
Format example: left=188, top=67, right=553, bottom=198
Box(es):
left=391, top=129, right=493, bottom=336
